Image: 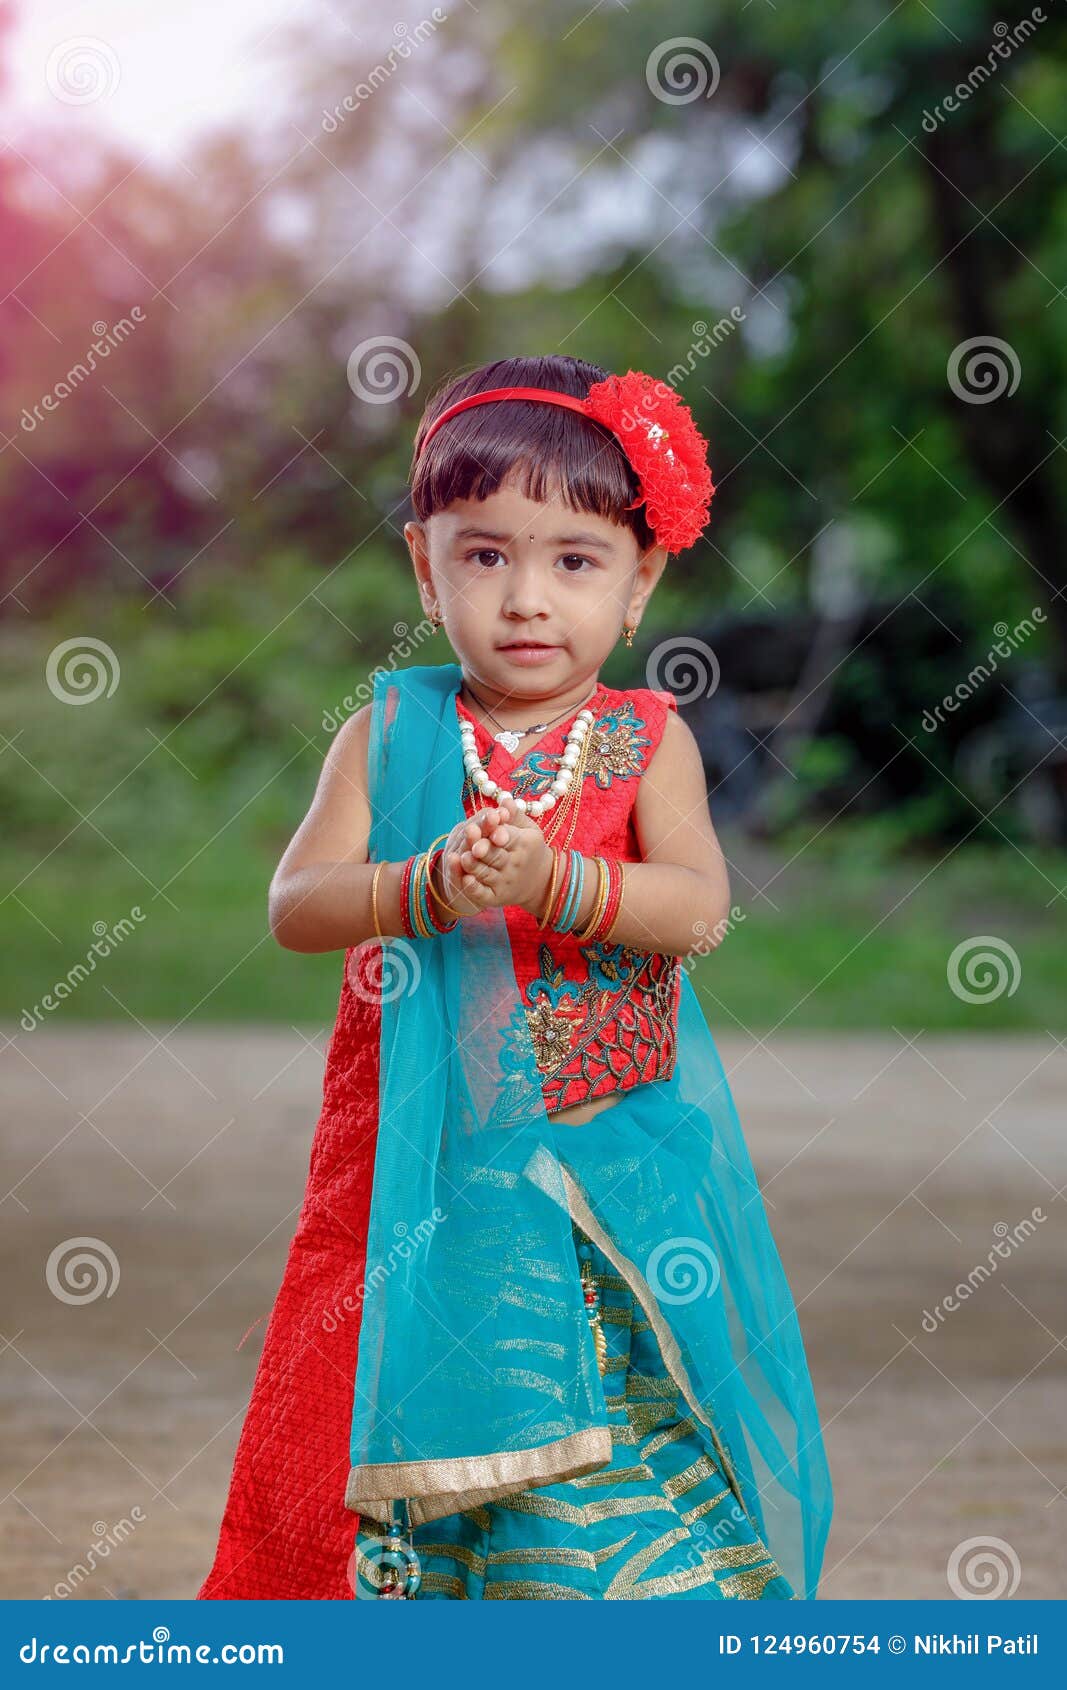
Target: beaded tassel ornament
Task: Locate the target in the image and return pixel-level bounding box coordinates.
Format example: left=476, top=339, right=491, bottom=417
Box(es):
left=578, top=1244, right=608, bottom=1377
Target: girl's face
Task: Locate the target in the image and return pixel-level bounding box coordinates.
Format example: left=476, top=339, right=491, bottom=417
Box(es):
left=405, top=472, right=667, bottom=705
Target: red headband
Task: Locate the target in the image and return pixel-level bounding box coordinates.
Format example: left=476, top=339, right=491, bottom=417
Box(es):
left=415, top=369, right=715, bottom=554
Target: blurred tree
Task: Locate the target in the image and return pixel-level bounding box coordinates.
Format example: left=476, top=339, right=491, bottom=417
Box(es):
left=367, top=0, right=1067, bottom=669
left=3, top=0, right=1066, bottom=689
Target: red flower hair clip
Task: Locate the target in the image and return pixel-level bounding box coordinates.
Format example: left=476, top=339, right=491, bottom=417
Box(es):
left=415, top=367, right=715, bottom=554
left=583, top=370, right=715, bottom=554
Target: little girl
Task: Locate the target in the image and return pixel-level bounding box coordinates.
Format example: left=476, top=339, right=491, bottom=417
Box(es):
left=198, top=354, right=833, bottom=1602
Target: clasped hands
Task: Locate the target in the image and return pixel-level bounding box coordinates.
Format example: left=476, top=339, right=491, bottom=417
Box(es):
left=432, top=796, right=553, bottom=920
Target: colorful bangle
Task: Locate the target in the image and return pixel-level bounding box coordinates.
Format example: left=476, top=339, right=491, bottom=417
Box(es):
left=544, top=848, right=585, bottom=934
left=399, top=835, right=462, bottom=940
left=420, top=847, right=458, bottom=936
left=426, top=848, right=465, bottom=923
left=548, top=848, right=575, bottom=929
left=536, top=845, right=563, bottom=930
left=422, top=831, right=464, bottom=926
left=533, top=849, right=626, bottom=943
left=559, top=851, right=586, bottom=932
left=572, top=857, right=624, bottom=944
left=398, top=854, right=417, bottom=939
left=600, top=860, right=625, bottom=942
left=573, top=856, right=608, bottom=942
left=410, top=848, right=432, bottom=938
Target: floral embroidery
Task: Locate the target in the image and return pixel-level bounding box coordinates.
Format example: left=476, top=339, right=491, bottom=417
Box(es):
left=505, top=939, right=679, bottom=1109
left=502, top=700, right=649, bottom=800
left=582, top=700, right=651, bottom=790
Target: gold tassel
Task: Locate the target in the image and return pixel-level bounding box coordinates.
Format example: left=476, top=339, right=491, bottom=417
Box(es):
left=580, top=1254, right=608, bottom=1377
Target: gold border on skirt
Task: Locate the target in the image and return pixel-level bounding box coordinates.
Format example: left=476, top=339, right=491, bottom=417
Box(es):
left=346, top=1160, right=761, bottom=1537
left=558, top=1166, right=761, bottom=1537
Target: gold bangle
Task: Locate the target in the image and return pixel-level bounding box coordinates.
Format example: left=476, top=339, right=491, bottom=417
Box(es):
left=428, top=859, right=464, bottom=922
left=592, top=857, right=610, bottom=938
left=370, top=859, right=385, bottom=938
left=573, top=855, right=609, bottom=943
left=424, top=830, right=465, bottom=921
left=536, top=845, right=562, bottom=930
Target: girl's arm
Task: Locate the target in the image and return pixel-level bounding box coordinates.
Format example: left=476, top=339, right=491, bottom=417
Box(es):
left=526, top=709, right=732, bottom=959
left=268, top=706, right=419, bottom=953
left=269, top=706, right=508, bottom=952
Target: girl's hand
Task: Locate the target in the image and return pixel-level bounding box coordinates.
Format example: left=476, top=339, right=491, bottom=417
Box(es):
left=433, top=805, right=513, bottom=916
left=453, top=794, right=553, bottom=915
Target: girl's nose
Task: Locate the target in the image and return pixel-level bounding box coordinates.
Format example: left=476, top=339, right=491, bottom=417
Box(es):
left=500, top=561, right=552, bottom=620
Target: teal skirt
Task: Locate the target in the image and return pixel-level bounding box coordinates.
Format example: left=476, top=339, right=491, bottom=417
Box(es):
left=355, top=1230, right=796, bottom=1600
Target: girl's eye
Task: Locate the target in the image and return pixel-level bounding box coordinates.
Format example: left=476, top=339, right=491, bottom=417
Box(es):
left=464, top=549, right=596, bottom=572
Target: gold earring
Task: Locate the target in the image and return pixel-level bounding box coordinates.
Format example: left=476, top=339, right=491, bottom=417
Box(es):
left=622, top=624, right=635, bottom=648
left=430, top=607, right=442, bottom=634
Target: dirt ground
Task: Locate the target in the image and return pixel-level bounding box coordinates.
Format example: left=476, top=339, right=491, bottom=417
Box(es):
left=2, top=1024, right=1064, bottom=1601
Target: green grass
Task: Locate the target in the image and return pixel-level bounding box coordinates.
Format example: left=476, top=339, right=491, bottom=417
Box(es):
left=4, top=821, right=1063, bottom=1032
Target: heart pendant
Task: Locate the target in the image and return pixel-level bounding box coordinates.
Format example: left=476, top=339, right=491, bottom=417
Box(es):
left=495, top=730, right=524, bottom=753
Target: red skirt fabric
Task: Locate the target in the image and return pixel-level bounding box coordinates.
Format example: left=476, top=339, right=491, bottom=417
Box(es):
left=197, top=967, right=379, bottom=1600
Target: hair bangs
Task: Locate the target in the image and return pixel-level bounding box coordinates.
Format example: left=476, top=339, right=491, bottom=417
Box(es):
left=409, top=355, right=656, bottom=552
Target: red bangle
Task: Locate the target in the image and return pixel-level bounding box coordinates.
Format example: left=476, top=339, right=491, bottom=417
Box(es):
left=398, top=854, right=416, bottom=939
left=425, top=848, right=460, bottom=932
left=598, top=859, right=624, bottom=941
left=577, top=856, right=623, bottom=944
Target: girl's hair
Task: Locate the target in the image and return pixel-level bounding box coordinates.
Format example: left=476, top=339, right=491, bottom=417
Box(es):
left=409, top=354, right=656, bottom=553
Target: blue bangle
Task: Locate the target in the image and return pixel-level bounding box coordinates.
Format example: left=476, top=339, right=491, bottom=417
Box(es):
left=557, top=850, right=585, bottom=932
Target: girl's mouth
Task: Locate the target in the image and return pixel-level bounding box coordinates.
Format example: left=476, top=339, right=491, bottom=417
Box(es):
left=497, top=642, right=562, bottom=664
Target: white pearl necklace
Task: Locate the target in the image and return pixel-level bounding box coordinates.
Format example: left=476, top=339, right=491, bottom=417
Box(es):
left=459, top=705, right=596, bottom=819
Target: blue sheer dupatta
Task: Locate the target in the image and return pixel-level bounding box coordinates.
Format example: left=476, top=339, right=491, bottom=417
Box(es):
left=346, top=662, right=833, bottom=1599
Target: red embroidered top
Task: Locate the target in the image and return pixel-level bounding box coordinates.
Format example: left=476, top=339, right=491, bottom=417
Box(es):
left=456, top=682, right=682, bottom=1115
